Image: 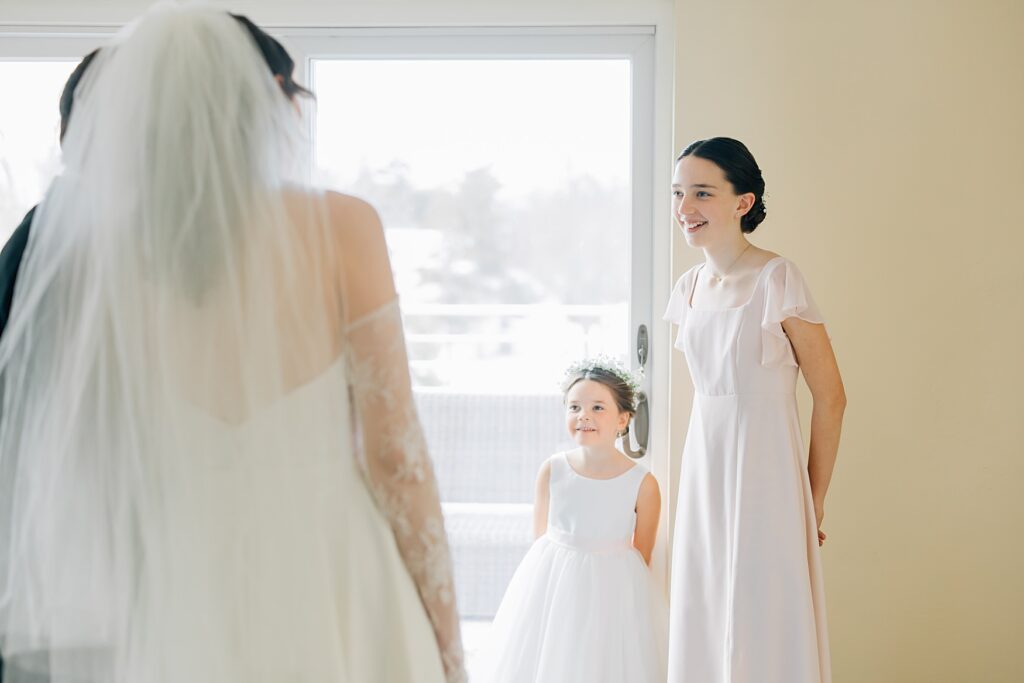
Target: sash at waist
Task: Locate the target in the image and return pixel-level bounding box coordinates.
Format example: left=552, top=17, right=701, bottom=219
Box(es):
left=544, top=528, right=634, bottom=553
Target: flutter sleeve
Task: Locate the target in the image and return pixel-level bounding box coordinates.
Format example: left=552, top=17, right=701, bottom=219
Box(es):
left=344, top=298, right=467, bottom=683
left=761, top=258, right=828, bottom=368
left=663, top=268, right=694, bottom=325
left=663, top=264, right=701, bottom=351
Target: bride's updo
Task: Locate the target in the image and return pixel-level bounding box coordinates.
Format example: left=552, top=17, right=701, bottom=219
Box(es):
left=230, top=13, right=313, bottom=100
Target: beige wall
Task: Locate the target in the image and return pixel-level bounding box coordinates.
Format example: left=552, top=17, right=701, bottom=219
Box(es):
left=670, top=0, right=1024, bottom=681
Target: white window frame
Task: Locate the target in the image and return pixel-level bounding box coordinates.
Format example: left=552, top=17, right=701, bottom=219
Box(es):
left=0, top=30, right=109, bottom=59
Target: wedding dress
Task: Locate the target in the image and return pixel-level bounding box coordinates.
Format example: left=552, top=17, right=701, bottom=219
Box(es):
left=0, top=5, right=465, bottom=682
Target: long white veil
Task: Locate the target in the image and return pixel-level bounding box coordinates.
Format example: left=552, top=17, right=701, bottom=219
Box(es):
left=0, top=4, right=395, bottom=681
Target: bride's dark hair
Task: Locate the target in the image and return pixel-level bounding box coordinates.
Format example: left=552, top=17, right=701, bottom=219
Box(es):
left=230, top=13, right=313, bottom=100
left=59, top=49, right=100, bottom=140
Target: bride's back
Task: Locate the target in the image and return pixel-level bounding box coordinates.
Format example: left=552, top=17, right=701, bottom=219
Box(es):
left=165, top=189, right=364, bottom=426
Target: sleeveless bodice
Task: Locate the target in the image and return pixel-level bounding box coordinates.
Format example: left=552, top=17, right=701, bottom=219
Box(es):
left=546, top=452, right=648, bottom=551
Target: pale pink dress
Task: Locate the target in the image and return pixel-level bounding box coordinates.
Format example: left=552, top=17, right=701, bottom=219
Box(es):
left=663, top=256, right=831, bottom=682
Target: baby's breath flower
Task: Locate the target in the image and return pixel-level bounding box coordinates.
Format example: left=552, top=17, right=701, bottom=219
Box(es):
left=560, top=355, right=644, bottom=409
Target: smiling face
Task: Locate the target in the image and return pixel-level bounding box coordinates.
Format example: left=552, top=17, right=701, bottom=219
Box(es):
left=565, top=379, right=630, bottom=447
left=672, top=155, right=755, bottom=248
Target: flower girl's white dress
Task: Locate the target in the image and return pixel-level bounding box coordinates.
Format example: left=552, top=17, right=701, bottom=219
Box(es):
left=482, top=451, right=667, bottom=683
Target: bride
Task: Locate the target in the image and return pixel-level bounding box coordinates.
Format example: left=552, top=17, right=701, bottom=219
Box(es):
left=0, top=4, right=465, bottom=682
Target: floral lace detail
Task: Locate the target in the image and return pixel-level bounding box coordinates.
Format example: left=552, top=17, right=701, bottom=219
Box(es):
left=344, top=299, right=467, bottom=683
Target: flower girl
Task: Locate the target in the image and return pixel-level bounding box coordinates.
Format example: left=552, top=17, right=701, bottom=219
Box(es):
left=483, top=358, right=667, bottom=682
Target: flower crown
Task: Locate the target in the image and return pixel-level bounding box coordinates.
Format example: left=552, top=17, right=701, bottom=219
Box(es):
left=561, top=355, right=644, bottom=409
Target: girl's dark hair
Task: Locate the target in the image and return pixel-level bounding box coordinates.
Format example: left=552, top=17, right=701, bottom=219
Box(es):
left=562, top=368, right=637, bottom=419
left=230, top=13, right=313, bottom=100
left=677, top=137, right=767, bottom=233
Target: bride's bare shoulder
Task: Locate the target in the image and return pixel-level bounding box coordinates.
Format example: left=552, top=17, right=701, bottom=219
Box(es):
left=280, top=189, right=384, bottom=250
left=280, top=188, right=378, bottom=220
left=324, top=191, right=384, bottom=245
left=324, top=190, right=378, bottom=219
left=321, top=193, right=395, bottom=312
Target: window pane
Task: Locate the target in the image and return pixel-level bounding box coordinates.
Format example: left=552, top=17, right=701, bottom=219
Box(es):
left=314, top=59, right=631, bottom=389
left=0, top=61, right=76, bottom=241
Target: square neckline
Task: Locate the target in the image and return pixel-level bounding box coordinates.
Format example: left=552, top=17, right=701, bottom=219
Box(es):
left=687, top=256, right=784, bottom=312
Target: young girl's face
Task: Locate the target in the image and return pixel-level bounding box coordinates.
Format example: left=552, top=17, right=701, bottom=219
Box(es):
left=672, top=155, right=753, bottom=247
left=565, top=379, right=630, bottom=446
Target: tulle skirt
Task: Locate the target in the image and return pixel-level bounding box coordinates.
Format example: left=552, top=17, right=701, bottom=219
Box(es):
left=482, top=534, right=667, bottom=683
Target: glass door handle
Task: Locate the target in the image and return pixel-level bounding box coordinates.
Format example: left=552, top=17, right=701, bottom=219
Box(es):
left=623, top=324, right=649, bottom=458
left=623, top=391, right=649, bottom=458
left=636, top=323, right=648, bottom=367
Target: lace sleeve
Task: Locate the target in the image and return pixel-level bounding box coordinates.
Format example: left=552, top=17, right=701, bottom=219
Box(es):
left=344, top=298, right=467, bottom=683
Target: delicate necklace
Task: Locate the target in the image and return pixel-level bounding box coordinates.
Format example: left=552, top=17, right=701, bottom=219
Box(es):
left=707, top=243, right=751, bottom=285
